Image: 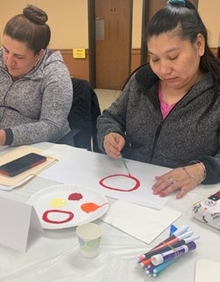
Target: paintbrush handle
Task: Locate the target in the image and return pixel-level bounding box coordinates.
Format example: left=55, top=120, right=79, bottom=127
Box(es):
left=120, top=154, right=131, bottom=176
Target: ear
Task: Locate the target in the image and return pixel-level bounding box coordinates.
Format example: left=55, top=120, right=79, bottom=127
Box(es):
left=195, top=33, right=205, bottom=56
left=36, top=49, right=45, bottom=60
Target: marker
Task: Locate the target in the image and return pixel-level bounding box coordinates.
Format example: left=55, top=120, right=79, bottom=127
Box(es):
left=137, top=225, right=189, bottom=262
left=139, top=229, right=193, bottom=262
left=145, top=263, right=156, bottom=276
left=152, top=259, right=176, bottom=277
left=151, top=241, right=197, bottom=266
left=139, top=258, right=151, bottom=268
left=152, top=226, right=192, bottom=251
left=172, top=225, right=190, bottom=236
left=139, top=235, right=199, bottom=267
left=159, top=230, right=193, bottom=247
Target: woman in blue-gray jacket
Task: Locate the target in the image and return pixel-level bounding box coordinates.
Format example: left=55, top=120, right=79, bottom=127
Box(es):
left=97, top=0, right=220, bottom=199
left=0, top=5, right=72, bottom=147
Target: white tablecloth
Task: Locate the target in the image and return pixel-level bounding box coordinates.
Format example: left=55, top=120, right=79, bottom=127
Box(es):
left=0, top=142, right=219, bottom=282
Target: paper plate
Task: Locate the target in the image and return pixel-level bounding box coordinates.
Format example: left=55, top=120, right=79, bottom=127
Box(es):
left=27, top=184, right=109, bottom=229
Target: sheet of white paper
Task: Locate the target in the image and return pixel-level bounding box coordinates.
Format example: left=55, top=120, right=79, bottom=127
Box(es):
left=194, top=259, right=220, bottom=282
left=101, top=200, right=182, bottom=244
left=40, top=145, right=170, bottom=210
left=0, top=195, right=43, bottom=252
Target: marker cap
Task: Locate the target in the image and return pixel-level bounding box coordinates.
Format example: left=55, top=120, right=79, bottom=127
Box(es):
left=151, top=254, right=163, bottom=265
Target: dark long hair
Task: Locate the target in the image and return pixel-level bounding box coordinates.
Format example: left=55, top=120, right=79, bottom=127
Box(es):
left=3, top=5, right=51, bottom=54
left=146, top=1, right=220, bottom=118
left=123, top=1, right=220, bottom=119
left=147, top=1, right=220, bottom=83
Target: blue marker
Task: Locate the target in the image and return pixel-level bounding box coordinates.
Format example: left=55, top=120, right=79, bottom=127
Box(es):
left=153, top=258, right=176, bottom=275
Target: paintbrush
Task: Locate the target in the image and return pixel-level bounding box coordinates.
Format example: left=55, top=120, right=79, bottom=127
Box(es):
left=120, top=154, right=131, bottom=176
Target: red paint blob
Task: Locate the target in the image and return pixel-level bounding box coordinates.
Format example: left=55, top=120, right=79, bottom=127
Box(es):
left=99, top=174, right=140, bottom=192
left=81, top=202, right=108, bottom=213
left=42, top=209, right=74, bottom=224
left=68, top=192, right=83, bottom=201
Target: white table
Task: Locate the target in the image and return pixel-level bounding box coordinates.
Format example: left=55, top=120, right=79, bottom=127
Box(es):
left=0, top=142, right=219, bottom=282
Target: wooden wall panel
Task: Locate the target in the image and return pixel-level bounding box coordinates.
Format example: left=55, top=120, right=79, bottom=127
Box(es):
left=52, top=49, right=89, bottom=81
left=131, top=49, right=141, bottom=72
left=54, top=47, right=217, bottom=84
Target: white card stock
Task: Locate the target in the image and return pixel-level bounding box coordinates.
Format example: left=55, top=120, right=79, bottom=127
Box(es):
left=101, top=200, right=182, bottom=244
left=0, top=196, right=44, bottom=252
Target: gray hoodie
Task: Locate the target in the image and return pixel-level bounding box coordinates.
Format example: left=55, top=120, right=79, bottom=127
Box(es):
left=97, top=64, right=220, bottom=184
left=0, top=48, right=73, bottom=146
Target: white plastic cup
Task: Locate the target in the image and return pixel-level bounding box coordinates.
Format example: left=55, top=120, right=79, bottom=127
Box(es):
left=76, top=223, right=102, bottom=258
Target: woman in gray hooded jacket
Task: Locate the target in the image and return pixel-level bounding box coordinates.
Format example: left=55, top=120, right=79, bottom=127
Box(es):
left=97, top=0, right=220, bottom=199
left=0, top=5, right=72, bottom=147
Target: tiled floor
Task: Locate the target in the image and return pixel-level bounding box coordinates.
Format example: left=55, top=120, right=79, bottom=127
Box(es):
left=94, top=89, right=121, bottom=112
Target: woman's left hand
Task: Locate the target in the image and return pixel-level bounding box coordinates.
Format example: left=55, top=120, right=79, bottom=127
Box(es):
left=151, top=164, right=204, bottom=199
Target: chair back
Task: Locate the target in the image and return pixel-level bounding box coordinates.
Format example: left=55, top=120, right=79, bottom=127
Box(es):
left=67, top=78, right=101, bottom=152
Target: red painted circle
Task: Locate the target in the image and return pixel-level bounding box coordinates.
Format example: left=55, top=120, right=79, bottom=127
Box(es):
left=42, top=209, right=74, bottom=224
left=99, top=174, right=140, bottom=192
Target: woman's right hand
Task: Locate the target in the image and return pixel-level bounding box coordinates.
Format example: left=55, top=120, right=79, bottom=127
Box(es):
left=103, top=133, right=125, bottom=159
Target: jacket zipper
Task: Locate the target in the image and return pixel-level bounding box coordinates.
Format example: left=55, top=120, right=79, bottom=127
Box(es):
left=149, top=119, right=164, bottom=163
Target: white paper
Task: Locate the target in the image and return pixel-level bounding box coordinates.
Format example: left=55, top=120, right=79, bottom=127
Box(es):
left=0, top=196, right=44, bottom=252
left=40, top=145, right=170, bottom=210
left=195, top=259, right=220, bottom=282
left=101, top=200, right=182, bottom=244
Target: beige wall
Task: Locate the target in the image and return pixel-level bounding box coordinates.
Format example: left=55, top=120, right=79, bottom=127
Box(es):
left=198, top=0, right=220, bottom=47
left=0, top=0, right=219, bottom=48
left=0, top=0, right=88, bottom=48
left=132, top=0, right=142, bottom=49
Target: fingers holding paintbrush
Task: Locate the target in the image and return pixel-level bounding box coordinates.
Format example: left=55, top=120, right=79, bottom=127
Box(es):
left=104, top=133, right=131, bottom=175
left=103, top=133, right=125, bottom=159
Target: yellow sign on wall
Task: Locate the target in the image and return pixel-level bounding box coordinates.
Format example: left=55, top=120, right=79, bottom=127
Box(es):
left=72, top=48, right=86, bottom=59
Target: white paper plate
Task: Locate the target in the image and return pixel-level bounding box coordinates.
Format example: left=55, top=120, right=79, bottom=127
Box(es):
left=27, top=184, right=109, bottom=229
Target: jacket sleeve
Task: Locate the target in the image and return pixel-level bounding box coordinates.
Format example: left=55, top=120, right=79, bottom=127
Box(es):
left=97, top=75, right=136, bottom=152
left=197, top=156, right=220, bottom=184
left=194, top=111, right=220, bottom=185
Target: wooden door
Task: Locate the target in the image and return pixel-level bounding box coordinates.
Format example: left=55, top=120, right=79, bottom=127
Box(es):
left=94, top=0, right=132, bottom=90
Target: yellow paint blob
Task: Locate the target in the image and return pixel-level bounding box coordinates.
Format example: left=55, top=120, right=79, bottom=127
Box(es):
left=49, top=197, right=66, bottom=208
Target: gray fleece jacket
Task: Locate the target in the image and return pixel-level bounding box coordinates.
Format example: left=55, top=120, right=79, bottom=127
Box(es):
left=97, top=64, right=220, bottom=184
left=0, top=48, right=73, bottom=146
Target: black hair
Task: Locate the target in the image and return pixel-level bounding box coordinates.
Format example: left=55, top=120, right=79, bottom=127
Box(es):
left=146, top=1, right=220, bottom=119
left=147, top=1, right=220, bottom=77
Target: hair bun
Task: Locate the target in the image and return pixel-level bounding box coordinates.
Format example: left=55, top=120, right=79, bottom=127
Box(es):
left=167, top=0, right=186, bottom=7
left=23, top=5, right=48, bottom=25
